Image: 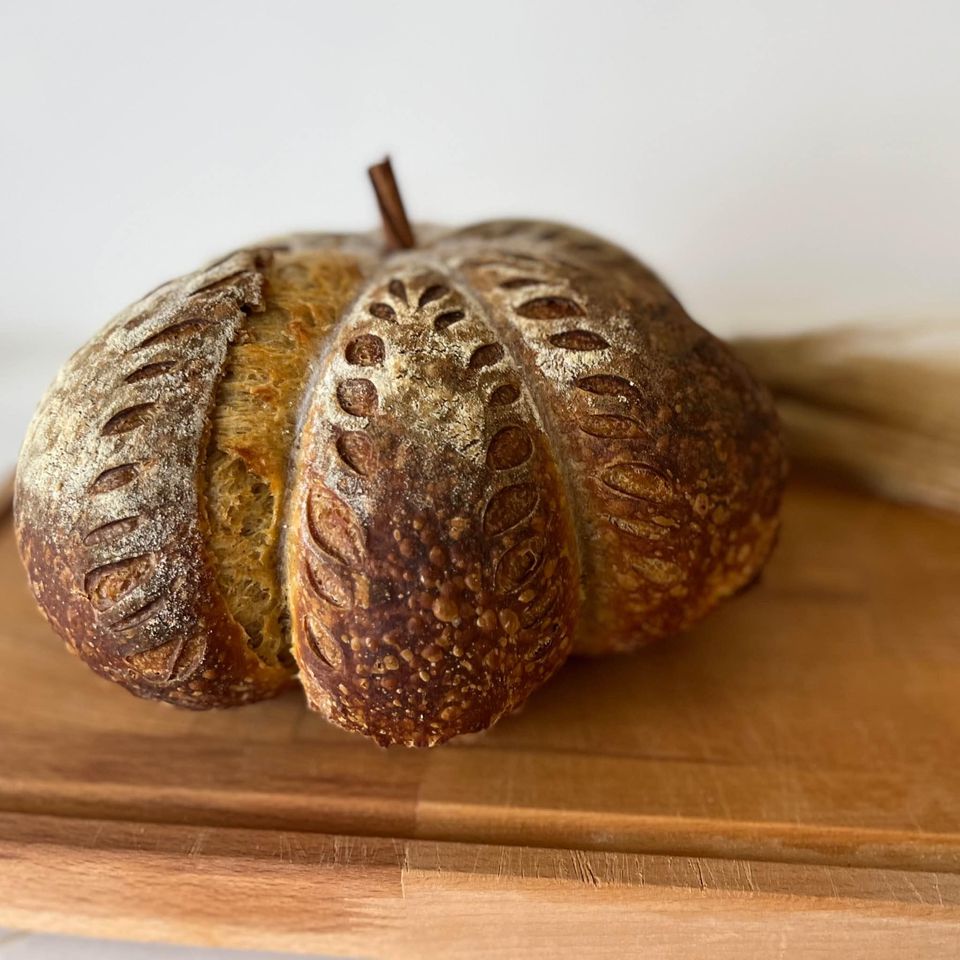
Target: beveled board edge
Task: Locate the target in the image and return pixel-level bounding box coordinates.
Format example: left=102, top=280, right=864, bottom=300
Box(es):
left=0, top=811, right=957, bottom=960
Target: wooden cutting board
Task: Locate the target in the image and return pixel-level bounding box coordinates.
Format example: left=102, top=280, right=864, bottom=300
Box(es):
left=0, top=475, right=958, bottom=958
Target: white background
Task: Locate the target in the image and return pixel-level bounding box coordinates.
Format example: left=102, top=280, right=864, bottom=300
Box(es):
left=1, top=1, right=958, bottom=956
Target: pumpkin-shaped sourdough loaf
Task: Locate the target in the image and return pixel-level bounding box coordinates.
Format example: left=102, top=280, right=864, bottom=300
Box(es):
left=15, top=166, right=785, bottom=746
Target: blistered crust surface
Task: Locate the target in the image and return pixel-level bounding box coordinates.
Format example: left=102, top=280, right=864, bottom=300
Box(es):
left=287, top=263, right=580, bottom=745
left=14, top=250, right=292, bottom=705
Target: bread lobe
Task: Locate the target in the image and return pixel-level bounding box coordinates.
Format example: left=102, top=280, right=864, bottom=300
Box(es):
left=15, top=250, right=294, bottom=705
left=439, top=221, right=784, bottom=653
left=286, top=261, right=580, bottom=745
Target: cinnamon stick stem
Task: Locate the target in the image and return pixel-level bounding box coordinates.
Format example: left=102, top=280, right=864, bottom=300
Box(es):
left=368, top=157, right=416, bottom=251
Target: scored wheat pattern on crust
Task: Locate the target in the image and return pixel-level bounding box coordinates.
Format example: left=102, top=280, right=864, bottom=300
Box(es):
left=439, top=221, right=782, bottom=653
left=440, top=226, right=711, bottom=648
left=291, top=267, right=578, bottom=744
left=77, top=300, right=235, bottom=681
left=16, top=251, right=274, bottom=697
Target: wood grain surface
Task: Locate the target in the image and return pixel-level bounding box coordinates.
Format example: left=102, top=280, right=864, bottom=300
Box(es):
left=1, top=475, right=959, bottom=957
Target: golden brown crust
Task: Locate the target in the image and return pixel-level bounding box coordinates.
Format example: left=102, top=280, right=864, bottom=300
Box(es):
left=15, top=218, right=784, bottom=738
left=286, top=263, right=580, bottom=745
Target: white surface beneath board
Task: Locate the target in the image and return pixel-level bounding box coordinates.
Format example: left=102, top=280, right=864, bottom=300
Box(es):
left=0, top=930, right=338, bottom=960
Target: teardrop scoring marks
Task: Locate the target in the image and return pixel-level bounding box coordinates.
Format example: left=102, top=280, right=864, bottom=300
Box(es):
left=83, top=515, right=141, bottom=546
left=344, top=334, right=384, bottom=367
left=418, top=284, right=450, bottom=308
left=328, top=272, right=515, bottom=497
left=478, top=370, right=571, bottom=653
left=101, top=402, right=156, bottom=437
left=454, top=245, right=690, bottom=611
left=479, top=462, right=572, bottom=654
left=124, top=359, right=177, bottom=384
left=482, top=483, right=539, bottom=538
left=570, top=374, right=679, bottom=532
left=549, top=330, right=609, bottom=352
left=304, top=615, right=343, bottom=671
left=89, top=462, right=141, bottom=495
left=295, top=484, right=367, bottom=677
left=488, top=382, right=520, bottom=407
left=306, top=487, right=366, bottom=569
left=135, top=316, right=208, bottom=351
left=515, top=296, right=584, bottom=320
left=333, top=294, right=389, bottom=485
left=290, top=264, right=578, bottom=737
left=337, top=379, right=379, bottom=417
left=486, top=425, right=533, bottom=471
left=468, top=343, right=504, bottom=370
left=65, top=257, right=276, bottom=695
left=336, top=431, right=377, bottom=477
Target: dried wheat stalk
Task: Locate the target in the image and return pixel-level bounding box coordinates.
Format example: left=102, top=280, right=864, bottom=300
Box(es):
left=733, top=320, right=960, bottom=513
